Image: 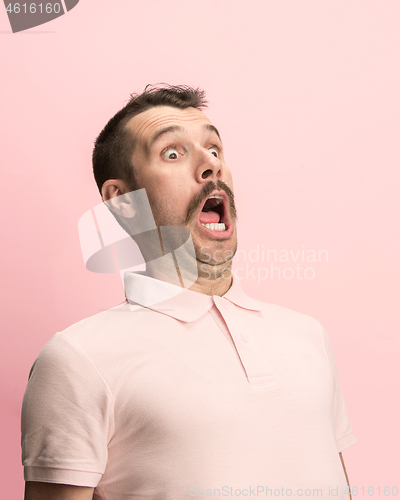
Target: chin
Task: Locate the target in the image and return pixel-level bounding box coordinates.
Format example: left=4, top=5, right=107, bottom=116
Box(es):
left=194, top=238, right=237, bottom=268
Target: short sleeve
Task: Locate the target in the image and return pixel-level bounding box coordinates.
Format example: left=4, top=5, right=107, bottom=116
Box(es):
left=21, top=333, right=114, bottom=487
left=320, top=325, right=357, bottom=453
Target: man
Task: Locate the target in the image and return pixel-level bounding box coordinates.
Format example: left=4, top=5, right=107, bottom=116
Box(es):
left=22, top=85, right=356, bottom=500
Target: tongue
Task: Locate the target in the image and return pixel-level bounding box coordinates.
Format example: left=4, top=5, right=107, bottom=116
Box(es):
left=199, top=210, right=220, bottom=224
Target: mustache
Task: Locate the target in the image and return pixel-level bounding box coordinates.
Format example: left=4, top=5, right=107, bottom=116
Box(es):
left=185, top=180, right=237, bottom=224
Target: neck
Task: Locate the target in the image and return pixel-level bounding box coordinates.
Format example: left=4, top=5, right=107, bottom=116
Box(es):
left=143, top=258, right=233, bottom=297
left=188, top=260, right=233, bottom=296
left=138, top=228, right=234, bottom=296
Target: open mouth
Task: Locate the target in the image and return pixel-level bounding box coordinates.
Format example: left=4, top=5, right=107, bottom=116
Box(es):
left=197, top=192, right=233, bottom=236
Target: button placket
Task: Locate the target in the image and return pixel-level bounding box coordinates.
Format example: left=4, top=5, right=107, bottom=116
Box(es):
left=214, top=297, right=275, bottom=386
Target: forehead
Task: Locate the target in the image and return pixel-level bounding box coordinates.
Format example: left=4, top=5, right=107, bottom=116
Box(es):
left=124, top=106, right=214, bottom=147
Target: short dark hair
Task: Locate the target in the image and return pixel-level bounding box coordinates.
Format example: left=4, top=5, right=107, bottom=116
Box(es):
left=92, top=84, right=208, bottom=195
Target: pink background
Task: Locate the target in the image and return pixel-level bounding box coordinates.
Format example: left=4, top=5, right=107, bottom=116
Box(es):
left=1, top=1, right=399, bottom=497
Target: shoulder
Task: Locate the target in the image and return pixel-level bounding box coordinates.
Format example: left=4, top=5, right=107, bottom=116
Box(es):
left=30, top=300, right=139, bottom=377
left=252, top=297, right=323, bottom=331
left=51, top=299, right=147, bottom=348
left=240, top=295, right=328, bottom=350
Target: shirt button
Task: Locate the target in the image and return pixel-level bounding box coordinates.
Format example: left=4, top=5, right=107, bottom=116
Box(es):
left=223, top=300, right=231, bottom=310
left=240, top=333, right=249, bottom=343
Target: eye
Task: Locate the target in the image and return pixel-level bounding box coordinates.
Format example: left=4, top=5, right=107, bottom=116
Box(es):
left=209, top=147, right=220, bottom=158
left=162, top=146, right=181, bottom=160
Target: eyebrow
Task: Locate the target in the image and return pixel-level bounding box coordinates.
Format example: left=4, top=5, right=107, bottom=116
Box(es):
left=146, top=123, right=222, bottom=155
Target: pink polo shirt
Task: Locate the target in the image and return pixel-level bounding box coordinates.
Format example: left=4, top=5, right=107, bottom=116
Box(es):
left=21, top=274, right=356, bottom=499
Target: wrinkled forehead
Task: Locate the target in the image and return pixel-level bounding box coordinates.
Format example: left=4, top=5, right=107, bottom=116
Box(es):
left=124, top=106, right=214, bottom=152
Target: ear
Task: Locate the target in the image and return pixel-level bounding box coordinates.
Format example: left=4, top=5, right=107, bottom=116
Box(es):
left=101, top=179, right=137, bottom=219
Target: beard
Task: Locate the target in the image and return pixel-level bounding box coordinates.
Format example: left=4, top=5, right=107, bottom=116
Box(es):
left=147, top=179, right=237, bottom=230
left=143, top=180, right=238, bottom=273
left=185, top=179, right=237, bottom=225
left=188, top=180, right=238, bottom=269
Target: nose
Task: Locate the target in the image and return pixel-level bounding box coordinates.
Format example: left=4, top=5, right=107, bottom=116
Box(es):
left=195, top=149, right=222, bottom=184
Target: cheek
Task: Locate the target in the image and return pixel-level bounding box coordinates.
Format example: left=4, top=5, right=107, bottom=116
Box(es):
left=147, top=182, right=190, bottom=219
left=143, top=174, right=174, bottom=201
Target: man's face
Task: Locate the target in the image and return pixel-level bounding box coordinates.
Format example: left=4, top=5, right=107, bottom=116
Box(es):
left=124, top=105, right=237, bottom=267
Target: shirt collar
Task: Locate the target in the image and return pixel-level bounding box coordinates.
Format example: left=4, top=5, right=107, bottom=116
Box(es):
left=124, top=272, right=262, bottom=323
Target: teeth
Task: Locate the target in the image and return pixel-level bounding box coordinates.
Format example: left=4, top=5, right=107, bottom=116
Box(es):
left=206, top=195, right=223, bottom=206
left=201, top=223, right=226, bottom=231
